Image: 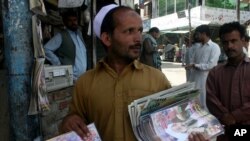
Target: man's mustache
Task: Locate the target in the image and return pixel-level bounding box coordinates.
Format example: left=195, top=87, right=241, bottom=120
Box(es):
left=130, top=43, right=142, bottom=48
left=226, top=49, right=236, bottom=53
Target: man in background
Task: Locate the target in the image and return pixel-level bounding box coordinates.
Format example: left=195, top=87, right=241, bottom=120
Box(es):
left=207, top=21, right=250, bottom=141
left=44, top=10, right=88, bottom=81
left=140, top=27, right=162, bottom=70
left=243, top=34, right=249, bottom=57
left=183, top=34, right=200, bottom=82
left=185, top=24, right=221, bottom=109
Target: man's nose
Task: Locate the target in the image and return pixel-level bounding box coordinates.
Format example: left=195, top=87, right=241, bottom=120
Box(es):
left=134, top=32, right=142, bottom=42
left=228, top=42, right=234, bottom=49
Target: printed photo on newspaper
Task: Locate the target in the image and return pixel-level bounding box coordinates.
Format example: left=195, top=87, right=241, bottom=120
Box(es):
left=148, top=100, right=223, bottom=141
left=128, top=82, right=224, bottom=141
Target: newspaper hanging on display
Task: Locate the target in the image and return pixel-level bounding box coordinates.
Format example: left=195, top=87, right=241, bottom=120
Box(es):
left=128, top=82, right=224, bottom=141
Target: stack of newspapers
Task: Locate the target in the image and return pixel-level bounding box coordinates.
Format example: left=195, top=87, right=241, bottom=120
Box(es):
left=128, top=82, right=224, bottom=141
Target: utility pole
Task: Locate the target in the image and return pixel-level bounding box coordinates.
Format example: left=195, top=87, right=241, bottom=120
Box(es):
left=2, top=0, right=40, bottom=140
left=188, top=0, right=192, bottom=47
left=237, top=0, right=240, bottom=22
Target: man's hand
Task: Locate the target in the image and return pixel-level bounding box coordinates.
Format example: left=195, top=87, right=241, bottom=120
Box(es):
left=60, top=114, right=91, bottom=140
left=220, top=113, right=236, bottom=126
left=157, top=44, right=165, bottom=49
left=188, top=133, right=208, bottom=141
left=185, top=64, right=195, bottom=70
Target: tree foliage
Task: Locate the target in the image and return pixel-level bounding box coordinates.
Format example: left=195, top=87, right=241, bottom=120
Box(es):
left=205, top=0, right=235, bottom=9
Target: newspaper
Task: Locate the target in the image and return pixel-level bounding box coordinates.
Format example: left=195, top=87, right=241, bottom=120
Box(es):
left=128, top=82, right=197, bottom=132
left=29, top=0, right=47, bottom=16
left=128, top=82, right=224, bottom=141
left=28, top=58, right=49, bottom=115
left=58, top=0, right=84, bottom=8
left=46, top=123, right=102, bottom=141
left=28, top=15, right=49, bottom=115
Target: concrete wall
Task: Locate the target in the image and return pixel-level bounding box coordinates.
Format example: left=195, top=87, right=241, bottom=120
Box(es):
left=0, top=70, right=9, bottom=141
left=0, top=70, right=74, bottom=141
left=41, top=86, right=73, bottom=140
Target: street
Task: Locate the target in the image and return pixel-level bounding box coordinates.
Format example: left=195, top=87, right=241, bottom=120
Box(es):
left=161, top=61, right=186, bottom=86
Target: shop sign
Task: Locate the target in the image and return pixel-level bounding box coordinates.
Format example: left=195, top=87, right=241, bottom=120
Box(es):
left=201, top=7, right=250, bottom=25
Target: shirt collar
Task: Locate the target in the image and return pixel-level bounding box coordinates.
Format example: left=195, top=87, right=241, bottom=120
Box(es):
left=66, top=29, right=78, bottom=34
left=225, top=56, right=250, bottom=67
left=205, top=39, right=212, bottom=46
left=96, top=58, right=144, bottom=71
left=244, top=56, right=250, bottom=62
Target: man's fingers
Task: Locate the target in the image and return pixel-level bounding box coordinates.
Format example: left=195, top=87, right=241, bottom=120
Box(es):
left=79, top=123, right=90, bottom=135
left=76, top=121, right=90, bottom=139
left=196, top=133, right=205, bottom=140
left=61, top=114, right=90, bottom=139
left=188, top=133, right=207, bottom=141
left=74, top=124, right=86, bottom=139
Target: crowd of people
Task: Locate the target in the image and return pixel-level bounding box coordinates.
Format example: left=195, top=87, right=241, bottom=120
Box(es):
left=183, top=21, right=250, bottom=141
left=41, top=2, right=250, bottom=141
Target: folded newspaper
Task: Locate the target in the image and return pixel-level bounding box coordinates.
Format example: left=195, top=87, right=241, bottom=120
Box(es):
left=128, top=82, right=224, bottom=141
left=46, top=123, right=102, bottom=141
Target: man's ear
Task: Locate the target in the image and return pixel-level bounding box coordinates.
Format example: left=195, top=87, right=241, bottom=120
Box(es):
left=100, top=32, right=112, bottom=47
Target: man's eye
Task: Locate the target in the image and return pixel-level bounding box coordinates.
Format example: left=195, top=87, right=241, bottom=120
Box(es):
left=128, top=29, right=133, bottom=33
left=125, top=28, right=142, bottom=34
left=139, top=28, right=143, bottom=33
left=222, top=41, right=228, bottom=45
left=231, top=39, right=238, bottom=44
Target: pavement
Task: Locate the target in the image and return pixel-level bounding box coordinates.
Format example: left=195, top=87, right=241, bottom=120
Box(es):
left=161, top=61, right=186, bottom=86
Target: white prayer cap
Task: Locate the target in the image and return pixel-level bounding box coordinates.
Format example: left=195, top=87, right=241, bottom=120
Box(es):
left=93, top=4, right=118, bottom=38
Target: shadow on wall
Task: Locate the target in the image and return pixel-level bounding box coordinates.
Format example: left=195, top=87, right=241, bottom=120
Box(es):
left=0, top=70, right=9, bottom=141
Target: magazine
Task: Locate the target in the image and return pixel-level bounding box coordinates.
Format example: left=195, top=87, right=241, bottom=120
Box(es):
left=128, top=82, right=224, bottom=141
left=46, top=123, right=102, bottom=141
left=148, top=100, right=223, bottom=141
left=128, top=82, right=198, bottom=135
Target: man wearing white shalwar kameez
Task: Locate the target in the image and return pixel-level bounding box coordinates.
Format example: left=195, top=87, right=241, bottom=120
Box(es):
left=185, top=25, right=221, bottom=110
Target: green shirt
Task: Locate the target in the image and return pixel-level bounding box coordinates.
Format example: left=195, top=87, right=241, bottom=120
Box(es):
left=69, top=59, right=171, bottom=141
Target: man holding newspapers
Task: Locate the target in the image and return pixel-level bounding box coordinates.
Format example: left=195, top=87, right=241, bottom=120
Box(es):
left=59, top=3, right=219, bottom=141
left=60, top=3, right=172, bottom=141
